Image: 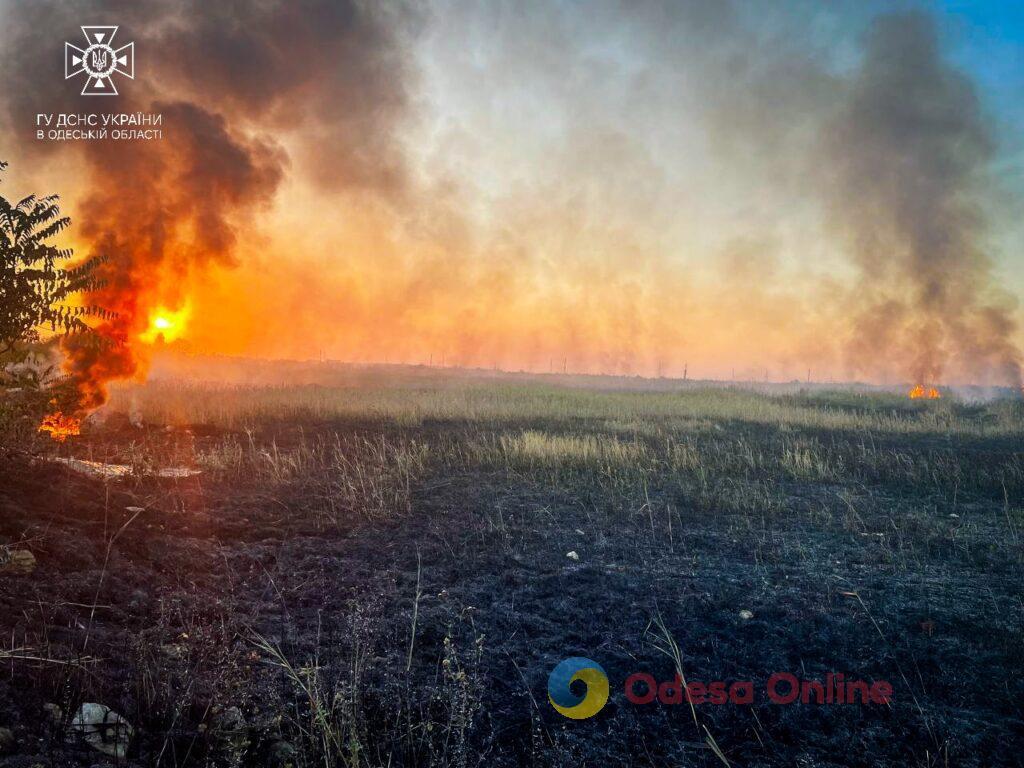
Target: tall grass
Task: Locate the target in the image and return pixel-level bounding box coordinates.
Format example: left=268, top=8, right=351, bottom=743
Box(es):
left=108, top=376, right=1024, bottom=507
left=200, top=432, right=428, bottom=523
left=109, top=379, right=1024, bottom=437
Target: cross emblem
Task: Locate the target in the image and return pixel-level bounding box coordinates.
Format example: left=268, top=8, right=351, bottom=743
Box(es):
left=65, top=26, right=135, bottom=96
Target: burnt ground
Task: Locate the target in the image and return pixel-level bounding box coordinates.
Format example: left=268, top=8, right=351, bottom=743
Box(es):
left=0, top=406, right=1023, bottom=767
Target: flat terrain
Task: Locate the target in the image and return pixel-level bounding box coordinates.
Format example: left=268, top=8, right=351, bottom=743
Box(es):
left=1, top=373, right=1022, bottom=766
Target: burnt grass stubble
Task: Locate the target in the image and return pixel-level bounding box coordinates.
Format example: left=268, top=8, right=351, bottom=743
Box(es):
left=0, top=395, right=1022, bottom=767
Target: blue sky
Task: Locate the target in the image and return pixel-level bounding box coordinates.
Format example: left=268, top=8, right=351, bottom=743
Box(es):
left=936, top=1, right=1024, bottom=295
left=940, top=1, right=1024, bottom=143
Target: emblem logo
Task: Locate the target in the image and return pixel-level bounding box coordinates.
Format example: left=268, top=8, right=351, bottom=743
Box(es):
left=547, top=657, right=610, bottom=719
left=65, top=26, right=134, bottom=96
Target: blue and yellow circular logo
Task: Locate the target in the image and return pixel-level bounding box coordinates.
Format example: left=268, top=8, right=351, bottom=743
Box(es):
left=547, top=657, right=609, bottom=719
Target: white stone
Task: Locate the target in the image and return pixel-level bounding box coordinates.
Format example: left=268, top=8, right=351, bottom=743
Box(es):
left=70, top=703, right=133, bottom=759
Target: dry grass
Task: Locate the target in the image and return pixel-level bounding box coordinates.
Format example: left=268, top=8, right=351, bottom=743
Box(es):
left=109, top=379, right=1024, bottom=438
left=109, top=376, right=1024, bottom=515
left=199, top=431, right=429, bottom=523
left=493, top=430, right=649, bottom=468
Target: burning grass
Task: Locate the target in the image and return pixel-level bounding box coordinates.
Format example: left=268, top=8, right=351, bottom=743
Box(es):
left=908, top=384, right=941, bottom=399
left=37, top=411, right=82, bottom=442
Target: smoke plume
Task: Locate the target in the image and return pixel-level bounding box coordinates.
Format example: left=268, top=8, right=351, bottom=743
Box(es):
left=61, top=102, right=284, bottom=409
left=0, top=0, right=414, bottom=410
left=0, top=1, right=1020, bottom=391
left=824, top=13, right=1021, bottom=387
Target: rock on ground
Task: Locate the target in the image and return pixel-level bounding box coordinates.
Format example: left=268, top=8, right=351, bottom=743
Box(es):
left=70, top=703, right=133, bottom=760
left=0, top=549, right=35, bottom=576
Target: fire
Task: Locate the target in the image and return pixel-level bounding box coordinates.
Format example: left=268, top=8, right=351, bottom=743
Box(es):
left=139, top=302, right=192, bottom=344
left=38, top=411, right=82, bottom=442
left=908, top=384, right=941, bottom=399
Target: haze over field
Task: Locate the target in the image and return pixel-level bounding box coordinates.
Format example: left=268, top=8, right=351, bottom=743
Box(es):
left=1, top=0, right=1023, bottom=390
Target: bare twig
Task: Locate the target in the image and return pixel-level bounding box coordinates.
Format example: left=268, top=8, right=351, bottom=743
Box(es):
left=406, top=550, right=422, bottom=673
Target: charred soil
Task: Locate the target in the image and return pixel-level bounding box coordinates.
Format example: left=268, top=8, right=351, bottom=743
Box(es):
left=1, top=386, right=1022, bottom=767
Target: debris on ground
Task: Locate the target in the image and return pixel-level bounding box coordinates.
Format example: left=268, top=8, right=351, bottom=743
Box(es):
left=0, top=548, right=35, bottom=576
left=52, top=457, right=201, bottom=480
left=70, top=703, right=133, bottom=759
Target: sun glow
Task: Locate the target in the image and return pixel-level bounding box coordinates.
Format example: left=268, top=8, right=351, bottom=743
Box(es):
left=140, top=302, right=192, bottom=344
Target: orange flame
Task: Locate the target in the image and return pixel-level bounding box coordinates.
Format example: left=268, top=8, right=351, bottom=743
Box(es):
left=139, top=302, right=192, bottom=345
left=908, top=385, right=941, bottom=399
left=38, top=411, right=82, bottom=442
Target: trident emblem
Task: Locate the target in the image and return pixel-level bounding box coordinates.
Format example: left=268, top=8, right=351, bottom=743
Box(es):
left=65, top=26, right=134, bottom=96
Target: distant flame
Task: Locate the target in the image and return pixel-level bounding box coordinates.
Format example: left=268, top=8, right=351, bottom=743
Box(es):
left=139, top=302, right=191, bottom=344
left=909, top=384, right=941, bottom=399
left=38, top=411, right=82, bottom=442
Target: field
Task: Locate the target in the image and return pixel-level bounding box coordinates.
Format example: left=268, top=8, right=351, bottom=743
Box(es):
left=1, top=369, right=1023, bottom=767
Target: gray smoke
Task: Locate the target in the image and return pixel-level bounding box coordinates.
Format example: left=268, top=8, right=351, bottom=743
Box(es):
left=824, top=12, right=1021, bottom=387
left=0, top=0, right=417, bottom=409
